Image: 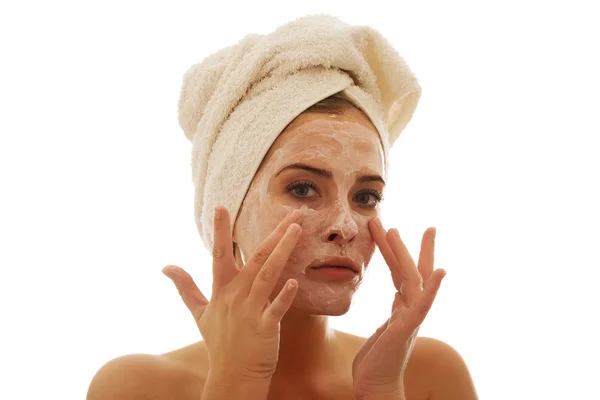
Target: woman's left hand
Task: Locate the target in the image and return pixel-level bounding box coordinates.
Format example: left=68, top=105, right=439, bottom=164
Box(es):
left=352, top=218, right=447, bottom=400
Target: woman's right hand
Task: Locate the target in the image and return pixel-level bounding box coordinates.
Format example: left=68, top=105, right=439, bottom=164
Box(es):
left=162, top=206, right=303, bottom=382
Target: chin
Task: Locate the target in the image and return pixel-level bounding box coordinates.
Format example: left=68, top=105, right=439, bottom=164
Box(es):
left=292, top=290, right=354, bottom=316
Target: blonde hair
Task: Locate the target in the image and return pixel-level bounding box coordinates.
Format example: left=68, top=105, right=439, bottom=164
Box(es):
left=304, top=91, right=362, bottom=115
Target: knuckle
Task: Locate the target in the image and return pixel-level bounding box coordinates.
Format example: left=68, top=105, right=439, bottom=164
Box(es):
left=257, top=266, right=276, bottom=283
left=212, top=245, right=225, bottom=261
left=268, top=307, right=281, bottom=321
left=224, top=284, right=247, bottom=307
left=253, top=245, right=272, bottom=264
left=227, top=289, right=244, bottom=306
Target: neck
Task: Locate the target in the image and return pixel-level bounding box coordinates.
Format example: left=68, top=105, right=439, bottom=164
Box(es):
left=274, top=308, right=339, bottom=376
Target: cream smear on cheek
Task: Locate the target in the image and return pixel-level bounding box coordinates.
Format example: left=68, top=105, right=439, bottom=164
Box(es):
left=236, top=118, right=383, bottom=310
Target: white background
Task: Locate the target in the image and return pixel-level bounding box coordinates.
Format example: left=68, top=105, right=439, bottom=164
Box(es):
left=1, top=1, right=599, bottom=399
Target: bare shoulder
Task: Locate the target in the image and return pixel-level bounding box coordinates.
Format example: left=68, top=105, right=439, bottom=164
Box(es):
left=409, top=337, right=479, bottom=400
left=161, top=340, right=210, bottom=378
left=86, top=343, right=208, bottom=400
left=338, top=332, right=478, bottom=400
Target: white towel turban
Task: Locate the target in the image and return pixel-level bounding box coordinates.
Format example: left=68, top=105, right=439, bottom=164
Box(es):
left=177, top=14, right=421, bottom=251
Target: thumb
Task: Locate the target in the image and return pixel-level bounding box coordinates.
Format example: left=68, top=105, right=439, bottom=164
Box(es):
left=162, top=265, right=209, bottom=320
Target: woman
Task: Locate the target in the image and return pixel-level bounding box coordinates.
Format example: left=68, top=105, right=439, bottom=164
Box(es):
left=87, top=15, right=478, bottom=400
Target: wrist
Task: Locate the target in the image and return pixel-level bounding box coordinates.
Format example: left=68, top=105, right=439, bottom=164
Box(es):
left=202, top=369, right=272, bottom=400
left=355, top=394, right=406, bottom=400
left=354, top=383, right=406, bottom=400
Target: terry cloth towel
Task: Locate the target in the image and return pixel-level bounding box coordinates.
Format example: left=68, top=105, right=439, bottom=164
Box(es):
left=178, top=14, right=421, bottom=251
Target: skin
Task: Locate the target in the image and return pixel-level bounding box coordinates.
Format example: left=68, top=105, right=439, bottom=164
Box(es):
left=233, top=107, right=386, bottom=315
left=230, top=106, right=387, bottom=395
left=86, top=106, right=479, bottom=400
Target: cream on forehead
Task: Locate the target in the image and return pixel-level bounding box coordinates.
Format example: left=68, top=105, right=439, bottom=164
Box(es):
left=267, top=119, right=384, bottom=175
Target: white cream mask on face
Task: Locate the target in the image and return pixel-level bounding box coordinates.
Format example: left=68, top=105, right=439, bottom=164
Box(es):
left=234, top=113, right=385, bottom=315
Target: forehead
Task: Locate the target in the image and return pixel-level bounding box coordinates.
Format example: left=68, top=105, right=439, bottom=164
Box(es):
left=264, top=110, right=384, bottom=172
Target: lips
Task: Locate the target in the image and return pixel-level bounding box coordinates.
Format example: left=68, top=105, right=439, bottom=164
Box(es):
left=308, top=257, right=361, bottom=273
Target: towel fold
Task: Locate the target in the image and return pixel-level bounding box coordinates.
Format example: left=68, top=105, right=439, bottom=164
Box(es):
left=178, top=14, right=421, bottom=250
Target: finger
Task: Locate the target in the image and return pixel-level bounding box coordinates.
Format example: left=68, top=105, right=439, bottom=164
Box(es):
left=162, top=265, right=209, bottom=322
left=387, top=229, right=422, bottom=305
left=249, top=223, right=302, bottom=306
left=211, top=206, right=237, bottom=290
left=239, top=209, right=303, bottom=287
left=368, top=218, right=404, bottom=292
left=406, top=269, right=446, bottom=329
left=417, top=227, right=436, bottom=287
left=262, top=278, right=299, bottom=325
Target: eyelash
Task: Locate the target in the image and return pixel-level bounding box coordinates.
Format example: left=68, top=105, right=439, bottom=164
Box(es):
left=285, top=180, right=384, bottom=208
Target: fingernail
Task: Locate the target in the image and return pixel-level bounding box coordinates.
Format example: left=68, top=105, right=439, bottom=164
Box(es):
left=288, top=223, right=301, bottom=235
left=289, top=209, right=302, bottom=221
left=214, top=205, right=223, bottom=220
left=432, top=227, right=437, bottom=241
left=392, top=228, right=400, bottom=238
left=163, top=265, right=182, bottom=278
left=162, top=266, right=174, bottom=279
left=372, top=218, right=383, bottom=229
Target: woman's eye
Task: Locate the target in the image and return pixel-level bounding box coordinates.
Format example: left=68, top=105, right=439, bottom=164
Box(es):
left=354, top=191, right=383, bottom=207
left=292, top=185, right=315, bottom=197
left=286, top=181, right=318, bottom=198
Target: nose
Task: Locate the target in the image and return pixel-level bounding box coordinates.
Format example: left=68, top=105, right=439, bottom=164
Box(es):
left=321, top=203, right=358, bottom=246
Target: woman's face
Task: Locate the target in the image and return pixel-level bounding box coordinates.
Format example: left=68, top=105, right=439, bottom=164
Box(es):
left=233, top=106, right=385, bottom=315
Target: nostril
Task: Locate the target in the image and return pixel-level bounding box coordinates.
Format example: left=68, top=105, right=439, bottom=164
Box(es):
left=328, top=233, right=338, bottom=241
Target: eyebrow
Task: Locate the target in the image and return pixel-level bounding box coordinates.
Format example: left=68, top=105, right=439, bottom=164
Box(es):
left=275, top=163, right=386, bottom=185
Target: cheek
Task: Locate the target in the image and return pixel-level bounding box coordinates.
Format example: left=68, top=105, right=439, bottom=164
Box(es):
left=235, top=184, right=293, bottom=258
left=353, top=214, right=377, bottom=265
left=361, top=232, right=377, bottom=267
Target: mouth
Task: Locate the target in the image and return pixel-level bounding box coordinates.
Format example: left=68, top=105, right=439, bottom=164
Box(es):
left=308, top=257, right=361, bottom=273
